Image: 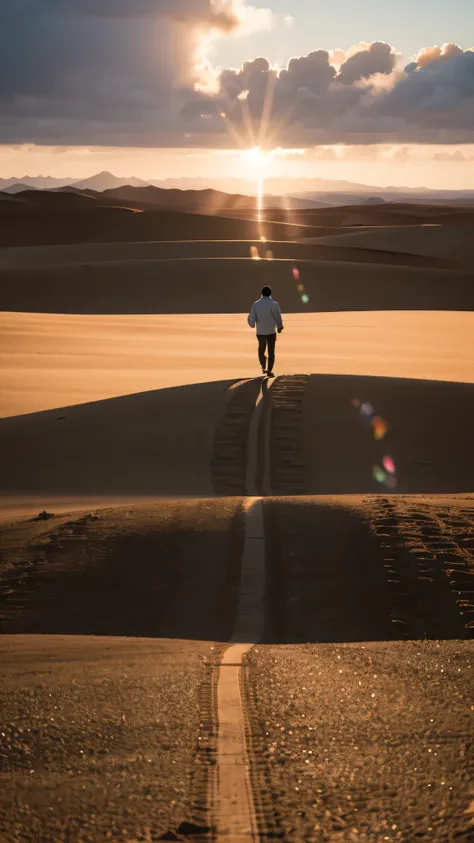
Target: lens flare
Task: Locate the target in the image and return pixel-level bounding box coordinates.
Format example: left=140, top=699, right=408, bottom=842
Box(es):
left=301, top=293, right=310, bottom=304
left=266, top=250, right=274, bottom=260
left=386, top=476, right=398, bottom=489
left=292, top=267, right=300, bottom=281
left=383, top=456, right=396, bottom=474
left=250, top=245, right=260, bottom=260
left=361, top=402, right=374, bottom=417
left=372, top=416, right=388, bottom=440
left=352, top=398, right=361, bottom=409
left=373, top=466, right=387, bottom=484
left=297, top=283, right=304, bottom=293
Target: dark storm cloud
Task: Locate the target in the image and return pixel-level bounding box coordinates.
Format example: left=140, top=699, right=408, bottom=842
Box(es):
left=0, top=0, right=473, bottom=148
left=0, top=0, right=223, bottom=143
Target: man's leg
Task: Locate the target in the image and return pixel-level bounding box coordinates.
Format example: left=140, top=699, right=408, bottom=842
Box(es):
left=267, top=334, right=276, bottom=374
left=257, top=335, right=267, bottom=373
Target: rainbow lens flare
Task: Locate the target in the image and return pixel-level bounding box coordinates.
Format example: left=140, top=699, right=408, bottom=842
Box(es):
left=361, top=402, right=374, bottom=417
left=383, top=456, right=396, bottom=474
left=250, top=245, right=260, bottom=260
left=292, top=267, right=300, bottom=281
left=372, top=416, right=388, bottom=440
left=373, top=466, right=387, bottom=484
left=301, top=293, right=309, bottom=304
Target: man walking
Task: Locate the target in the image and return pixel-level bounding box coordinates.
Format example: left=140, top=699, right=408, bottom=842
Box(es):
left=248, top=285, right=284, bottom=377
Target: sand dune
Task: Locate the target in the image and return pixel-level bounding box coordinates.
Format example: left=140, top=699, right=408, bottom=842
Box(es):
left=302, top=374, right=474, bottom=494
left=2, top=310, right=473, bottom=418
left=308, top=225, right=474, bottom=269
left=1, top=256, right=472, bottom=314
left=0, top=206, right=310, bottom=248
left=2, top=192, right=474, bottom=250
left=236, top=203, right=474, bottom=228
left=0, top=239, right=453, bottom=270
left=0, top=380, right=232, bottom=497
left=1, top=310, right=473, bottom=505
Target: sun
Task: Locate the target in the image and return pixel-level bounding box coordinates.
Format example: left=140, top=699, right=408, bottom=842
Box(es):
left=244, top=146, right=267, bottom=166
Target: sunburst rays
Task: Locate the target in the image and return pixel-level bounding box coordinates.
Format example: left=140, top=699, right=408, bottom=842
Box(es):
left=215, top=66, right=300, bottom=245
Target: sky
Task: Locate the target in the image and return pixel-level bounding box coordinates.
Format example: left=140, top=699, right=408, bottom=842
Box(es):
left=212, top=1, right=474, bottom=70
left=1, top=0, right=473, bottom=188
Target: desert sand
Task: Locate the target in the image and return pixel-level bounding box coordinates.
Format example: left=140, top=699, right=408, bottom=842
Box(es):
left=1, top=211, right=473, bottom=841
left=1, top=308, right=473, bottom=508
left=2, top=255, right=473, bottom=315
left=1, top=496, right=473, bottom=840
left=308, top=224, right=474, bottom=269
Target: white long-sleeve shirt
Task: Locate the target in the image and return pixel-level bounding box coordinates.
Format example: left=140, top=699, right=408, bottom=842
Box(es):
left=248, top=296, right=283, bottom=335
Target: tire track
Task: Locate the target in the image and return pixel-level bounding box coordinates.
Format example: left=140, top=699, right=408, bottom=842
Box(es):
left=368, top=497, right=474, bottom=639
left=211, top=374, right=310, bottom=498
left=211, top=379, right=263, bottom=496
left=270, top=375, right=309, bottom=496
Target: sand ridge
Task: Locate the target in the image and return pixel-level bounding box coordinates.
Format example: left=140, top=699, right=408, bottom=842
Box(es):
left=308, top=225, right=474, bottom=269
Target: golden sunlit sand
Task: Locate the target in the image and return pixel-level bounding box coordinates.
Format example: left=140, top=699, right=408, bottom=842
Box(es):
left=1, top=310, right=474, bottom=419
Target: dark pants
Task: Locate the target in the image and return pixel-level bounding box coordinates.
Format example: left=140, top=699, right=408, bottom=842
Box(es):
left=258, top=333, right=277, bottom=372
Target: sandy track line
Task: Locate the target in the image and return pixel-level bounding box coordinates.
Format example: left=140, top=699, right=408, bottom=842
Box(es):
left=213, top=376, right=273, bottom=840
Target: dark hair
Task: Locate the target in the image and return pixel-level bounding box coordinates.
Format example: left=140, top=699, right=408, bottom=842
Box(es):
left=261, top=286, right=272, bottom=297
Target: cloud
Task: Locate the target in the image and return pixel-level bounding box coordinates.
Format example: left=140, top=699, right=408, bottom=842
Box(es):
left=328, top=49, right=348, bottom=70
left=337, top=42, right=398, bottom=85
left=0, top=8, right=473, bottom=149
left=230, top=1, right=274, bottom=36
left=207, top=42, right=474, bottom=147
left=412, top=42, right=464, bottom=69
left=9, top=1, right=241, bottom=27
left=0, top=1, right=275, bottom=144
left=432, top=150, right=471, bottom=161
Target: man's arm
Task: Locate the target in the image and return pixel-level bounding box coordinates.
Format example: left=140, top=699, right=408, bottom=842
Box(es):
left=273, top=302, right=284, bottom=332
left=248, top=303, right=257, bottom=328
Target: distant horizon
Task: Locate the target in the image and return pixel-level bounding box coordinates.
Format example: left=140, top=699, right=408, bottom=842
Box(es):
left=2, top=141, right=474, bottom=192
left=3, top=168, right=474, bottom=197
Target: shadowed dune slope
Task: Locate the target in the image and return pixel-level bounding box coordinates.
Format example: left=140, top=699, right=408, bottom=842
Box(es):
left=0, top=239, right=453, bottom=270
left=1, top=375, right=473, bottom=498
left=0, top=206, right=309, bottom=247
left=0, top=381, right=237, bottom=497
left=302, top=374, right=474, bottom=495
left=1, top=257, right=473, bottom=314
left=231, top=203, right=474, bottom=228
left=2, top=196, right=474, bottom=248
left=308, top=226, right=474, bottom=269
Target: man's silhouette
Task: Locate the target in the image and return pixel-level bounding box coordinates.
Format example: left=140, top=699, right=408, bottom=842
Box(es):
left=248, top=285, right=284, bottom=377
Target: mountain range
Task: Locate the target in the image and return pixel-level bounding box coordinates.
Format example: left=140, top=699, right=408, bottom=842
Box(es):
left=1, top=171, right=474, bottom=206
left=0, top=172, right=148, bottom=193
